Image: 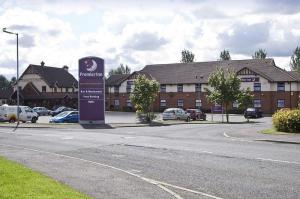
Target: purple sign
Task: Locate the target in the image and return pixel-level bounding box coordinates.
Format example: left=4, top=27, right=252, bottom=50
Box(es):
left=79, top=56, right=105, bottom=124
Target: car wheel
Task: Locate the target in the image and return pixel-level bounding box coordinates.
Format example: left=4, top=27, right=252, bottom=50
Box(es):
left=31, top=117, right=37, bottom=123
left=177, top=117, right=180, bottom=120
left=9, top=118, right=16, bottom=123
left=186, top=117, right=190, bottom=122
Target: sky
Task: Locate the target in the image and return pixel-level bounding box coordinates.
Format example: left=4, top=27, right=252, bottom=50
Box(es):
left=0, top=0, right=300, bottom=79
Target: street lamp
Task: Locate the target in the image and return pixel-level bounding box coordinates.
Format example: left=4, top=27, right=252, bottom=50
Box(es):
left=3, top=27, right=20, bottom=125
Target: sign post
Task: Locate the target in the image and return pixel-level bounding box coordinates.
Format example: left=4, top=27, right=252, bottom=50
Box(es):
left=78, top=56, right=105, bottom=124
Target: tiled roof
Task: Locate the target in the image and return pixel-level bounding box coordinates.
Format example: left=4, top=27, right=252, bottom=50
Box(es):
left=106, top=74, right=130, bottom=86
left=288, top=71, right=300, bottom=81
left=141, top=59, right=298, bottom=84
left=0, top=87, right=13, bottom=99
left=21, top=64, right=78, bottom=88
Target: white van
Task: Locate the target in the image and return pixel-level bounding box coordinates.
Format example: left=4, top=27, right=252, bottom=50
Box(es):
left=0, top=105, right=39, bottom=123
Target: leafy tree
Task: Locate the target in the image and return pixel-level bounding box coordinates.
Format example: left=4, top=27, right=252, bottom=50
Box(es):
left=252, top=49, right=267, bottom=59
left=0, top=75, right=10, bottom=89
left=205, top=68, right=241, bottom=122
left=237, top=88, right=253, bottom=111
left=10, top=77, right=16, bottom=86
left=181, top=49, right=194, bottom=63
left=108, top=63, right=131, bottom=77
left=290, top=46, right=300, bottom=72
left=219, top=50, right=231, bottom=61
left=130, top=75, right=159, bottom=122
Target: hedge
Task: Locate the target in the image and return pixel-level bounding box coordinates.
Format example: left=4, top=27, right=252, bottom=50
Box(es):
left=272, top=109, right=300, bottom=133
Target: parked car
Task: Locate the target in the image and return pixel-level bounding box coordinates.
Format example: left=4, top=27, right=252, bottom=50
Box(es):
left=49, top=111, right=79, bottom=123
left=162, top=108, right=191, bottom=122
left=186, top=109, right=206, bottom=120
left=50, top=106, right=74, bottom=116
left=0, top=105, right=39, bottom=123
left=244, top=107, right=263, bottom=118
left=32, top=107, right=50, bottom=116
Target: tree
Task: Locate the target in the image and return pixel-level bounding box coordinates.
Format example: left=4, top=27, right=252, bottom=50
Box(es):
left=10, top=77, right=16, bottom=86
left=290, top=46, right=300, bottom=72
left=219, top=50, right=231, bottom=61
left=130, top=75, right=159, bottom=122
left=237, top=88, right=253, bottom=111
left=252, top=49, right=267, bottom=59
left=0, top=75, right=10, bottom=89
left=108, top=63, right=131, bottom=77
left=181, top=49, right=194, bottom=63
left=205, top=68, right=241, bottom=122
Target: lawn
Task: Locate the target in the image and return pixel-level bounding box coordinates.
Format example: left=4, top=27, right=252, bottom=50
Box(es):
left=258, top=127, right=297, bottom=135
left=0, top=156, right=91, bottom=199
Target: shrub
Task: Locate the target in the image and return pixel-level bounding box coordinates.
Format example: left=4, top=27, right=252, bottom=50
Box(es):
left=272, top=109, right=300, bottom=133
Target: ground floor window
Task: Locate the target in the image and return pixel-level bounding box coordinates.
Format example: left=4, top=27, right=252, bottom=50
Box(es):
left=253, top=99, right=261, bottom=108
left=126, top=99, right=132, bottom=107
left=195, top=99, right=201, bottom=108
left=277, top=99, right=285, bottom=108
left=160, top=99, right=166, bottom=107
left=177, top=99, right=184, bottom=108
left=232, top=101, right=239, bottom=109
left=114, top=99, right=120, bottom=106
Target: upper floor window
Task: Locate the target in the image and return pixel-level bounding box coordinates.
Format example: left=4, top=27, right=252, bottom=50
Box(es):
left=277, top=82, right=285, bottom=91
left=42, top=86, right=46, bottom=92
left=114, top=86, right=119, bottom=93
left=177, top=84, right=183, bottom=92
left=126, top=81, right=133, bottom=93
left=254, top=83, right=261, bottom=92
left=160, top=84, right=166, bottom=92
left=195, top=83, right=201, bottom=92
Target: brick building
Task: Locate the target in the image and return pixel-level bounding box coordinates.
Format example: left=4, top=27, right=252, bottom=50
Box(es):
left=106, top=59, right=300, bottom=114
left=12, top=62, right=78, bottom=109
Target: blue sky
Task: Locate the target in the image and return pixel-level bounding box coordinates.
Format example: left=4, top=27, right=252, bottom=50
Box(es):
left=0, top=0, right=300, bottom=79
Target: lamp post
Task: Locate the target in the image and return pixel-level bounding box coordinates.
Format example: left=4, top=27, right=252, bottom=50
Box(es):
left=3, top=28, right=19, bottom=124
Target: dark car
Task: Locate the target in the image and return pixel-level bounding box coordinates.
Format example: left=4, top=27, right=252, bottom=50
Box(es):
left=186, top=109, right=206, bottom=120
left=244, top=107, right=262, bottom=118
left=50, top=106, right=74, bottom=117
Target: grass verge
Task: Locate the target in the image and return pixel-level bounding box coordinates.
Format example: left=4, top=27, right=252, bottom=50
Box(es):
left=258, top=128, right=296, bottom=135
left=0, top=156, right=90, bottom=199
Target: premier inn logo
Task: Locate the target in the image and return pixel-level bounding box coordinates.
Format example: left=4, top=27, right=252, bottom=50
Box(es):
left=80, top=59, right=103, bottom=77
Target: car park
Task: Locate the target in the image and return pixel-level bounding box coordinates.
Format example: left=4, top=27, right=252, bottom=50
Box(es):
left=244, top=107, right=262, bottom=118
left=0, top=105, right=39, bottom=123
left=186, top=109, right=206, bottom=120
left=50, top=106, right=74, bottom=116
left=49, top=111, right=79, bottom=123
left=162, top=108, right=190, bottom=122
left=32, top=107, right=50, bottom=116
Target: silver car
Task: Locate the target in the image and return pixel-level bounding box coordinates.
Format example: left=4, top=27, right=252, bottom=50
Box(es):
left=162, top=108, right=190, bottom=122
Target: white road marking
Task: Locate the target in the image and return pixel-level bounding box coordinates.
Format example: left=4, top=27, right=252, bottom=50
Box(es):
left=0, top=143, right=224, bottom=199
left=255, top=158, right=300, bottom=165
left=62, top=136, right=74, bottom=140
left=223, top=132, right=254, bottom=143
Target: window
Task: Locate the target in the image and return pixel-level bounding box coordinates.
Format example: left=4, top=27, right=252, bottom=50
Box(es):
left=195, top=84, right=201, bottom=92
left=126, top=99, right=132, bottom=107
left=66, top=88, right=69, bottom=93
left=253, top=99, right=261, bottom=108
left=177, top=84, right=183, bottom=92
left=114, top=86, right=119, bottom=93
left=277, top=99, right=285, bottom=108
left=160, top=99, right=166, bottom=107
left=42, top=86, right=46, bottom=92
left=254, top=83, right=261, bottom=92
left=195, top=99, right=201, bottom=108
left=160, top=84, right=166, bottom=92
left=54, top=87, right=57, bottom=92
left=114, top=99, right=120, bottom=106
left=232, top=101, right=239, bottom=108
left=177, top=99, right=184, bottom=108
left=277, top=82, right=285, bottom=91
left=126, top=81, right=133, bottom=93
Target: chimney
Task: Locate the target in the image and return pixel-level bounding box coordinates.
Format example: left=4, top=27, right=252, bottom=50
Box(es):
left=62, top=65, right=69, bottom=72
left=41, top=61, right=45, bottom=66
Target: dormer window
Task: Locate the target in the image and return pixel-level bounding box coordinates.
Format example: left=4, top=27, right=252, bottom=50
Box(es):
left=42, top=86, right=46, bottom=92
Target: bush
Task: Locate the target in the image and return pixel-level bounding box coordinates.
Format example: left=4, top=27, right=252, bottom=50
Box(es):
left=272, top=109, right=300, bottom=133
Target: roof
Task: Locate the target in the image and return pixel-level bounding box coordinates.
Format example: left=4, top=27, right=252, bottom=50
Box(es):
left=141, top=59, right=298, bottom=84
left=106, top=74, right=130, bottom=86
left=20, top=64, right=78, bottom=88
left=287, top=71, right=300, bottom=81
left=0, top=87, right=13, bottom=99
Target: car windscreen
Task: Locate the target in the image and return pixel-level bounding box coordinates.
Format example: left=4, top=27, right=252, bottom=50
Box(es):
left=55, top=106, right=65, bottom=111
left=247, top=108, right=255, bottom=111
left=55, top=111, right=69, bottom=117
left=164, top=109, right=175, bottom=113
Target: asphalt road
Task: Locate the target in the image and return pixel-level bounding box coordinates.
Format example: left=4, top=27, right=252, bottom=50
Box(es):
left=0, top=116, right=299, bottom=199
